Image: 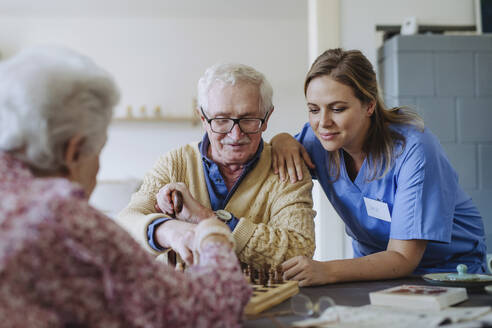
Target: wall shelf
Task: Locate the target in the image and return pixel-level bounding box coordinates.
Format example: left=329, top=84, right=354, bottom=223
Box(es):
left=112, top=104, right=201, bottom=125
left=112, top=116, right=200, bottom=125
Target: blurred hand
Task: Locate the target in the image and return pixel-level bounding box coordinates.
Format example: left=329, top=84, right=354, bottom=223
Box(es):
left=270, top=133, right=315, bottom=183
left=281, top=256, right=329, bottom=287
left=157, top=220, right=196, bottom=266
left=155, top=182, right=214, bottom=224
left=195, top=217, right=234, bottom=250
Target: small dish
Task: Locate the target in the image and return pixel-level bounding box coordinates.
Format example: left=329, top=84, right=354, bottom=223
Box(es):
left=422, top=273, right=492, bottom=288
left=422, top=264, right=492, bottom=288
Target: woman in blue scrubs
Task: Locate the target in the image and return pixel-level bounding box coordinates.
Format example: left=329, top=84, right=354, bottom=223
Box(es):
left=272, top=48, right=487, bottom=286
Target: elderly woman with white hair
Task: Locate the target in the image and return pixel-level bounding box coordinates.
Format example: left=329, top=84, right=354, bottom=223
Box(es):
left=0, top=47, right=250, bottom=327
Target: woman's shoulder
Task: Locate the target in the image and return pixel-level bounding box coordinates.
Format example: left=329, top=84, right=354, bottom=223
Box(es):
left=390, top=124, right=452, bottom=174
left=296, top=122, right=315, bottom=139
left=391, top=124, right=441, bottom=154
left=0, top=177, right=95, bottom=250
left=32, top=177, right=86, bottom=205
left=25, top=178, right=95, bottom=227
left=32, top=178, right=133, bottom=245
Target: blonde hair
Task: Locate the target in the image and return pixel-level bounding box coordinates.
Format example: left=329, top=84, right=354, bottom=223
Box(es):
left=305, top=48, right=423, bottom=181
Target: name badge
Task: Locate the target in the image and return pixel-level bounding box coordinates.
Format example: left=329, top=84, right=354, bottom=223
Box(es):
left=363, top=197, right=391, bottom=222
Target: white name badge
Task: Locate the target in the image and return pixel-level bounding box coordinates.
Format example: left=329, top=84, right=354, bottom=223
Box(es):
left=363, top=197, right=392, bottom=222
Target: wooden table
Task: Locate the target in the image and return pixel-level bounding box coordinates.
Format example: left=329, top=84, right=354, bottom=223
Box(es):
left=243, top=277, right=492, bottom=327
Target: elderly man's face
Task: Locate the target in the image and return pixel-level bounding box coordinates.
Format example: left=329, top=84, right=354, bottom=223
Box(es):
left=202, top=81, right=268, bottom=166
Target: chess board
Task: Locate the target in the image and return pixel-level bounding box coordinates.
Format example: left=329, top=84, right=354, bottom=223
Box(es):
left=166, top=253, right=299, bottom=316
left=242, top=263, right=299, bottom=315
left=245, top=280, right=299, bottom=315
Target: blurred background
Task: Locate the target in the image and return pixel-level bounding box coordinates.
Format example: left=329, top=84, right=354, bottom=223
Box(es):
left=1, top=0, right=489, bottom=268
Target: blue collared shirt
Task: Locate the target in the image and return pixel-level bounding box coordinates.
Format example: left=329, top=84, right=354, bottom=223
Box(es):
left=147, top=134, right=264, bottom=251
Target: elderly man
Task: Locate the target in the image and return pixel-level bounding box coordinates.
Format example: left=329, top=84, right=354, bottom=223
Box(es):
left=117, top=63, right=315, bottom=267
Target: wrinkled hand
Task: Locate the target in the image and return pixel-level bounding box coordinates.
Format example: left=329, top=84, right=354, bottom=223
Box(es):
left=155, top=182, right=214, bottom=224
left=281, top=256, right=329, bottom=287
left=168, top=227, right=196, bottom=266
left=270, top=133, right=315, bottom=183
left=195, top=217, right=234, bottom=250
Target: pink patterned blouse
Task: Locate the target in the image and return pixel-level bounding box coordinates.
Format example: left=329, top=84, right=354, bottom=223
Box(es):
left=0, top=152, right=251, bottom=327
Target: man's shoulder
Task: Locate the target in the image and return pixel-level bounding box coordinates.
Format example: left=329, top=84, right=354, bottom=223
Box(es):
left=255, top=142, right=312, bottom=188
left=261, top=140, right=272, bottom=153
left=170, top=141, right=201, bottom=155
left=157, top=142, right=201, bottom=163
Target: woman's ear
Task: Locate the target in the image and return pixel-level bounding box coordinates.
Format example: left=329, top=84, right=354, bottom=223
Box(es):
left=64, top=135, right=85, bottom=171
left=366, top=101, right=376, bottom=117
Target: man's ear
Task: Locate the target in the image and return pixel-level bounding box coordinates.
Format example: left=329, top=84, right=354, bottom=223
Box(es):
left=64, top=135, right=85, bottom=168
left=261, top=106, right=274, bottom=131
left=200, top=114, right=208, bottom=128
left=199, top=107, right=209, bottom=131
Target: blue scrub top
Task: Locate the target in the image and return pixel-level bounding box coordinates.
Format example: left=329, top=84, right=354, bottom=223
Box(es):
left=296, top=122, right=487, bottom=274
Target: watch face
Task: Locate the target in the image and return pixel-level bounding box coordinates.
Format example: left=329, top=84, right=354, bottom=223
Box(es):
left=216, top=210, right=232, bottom=222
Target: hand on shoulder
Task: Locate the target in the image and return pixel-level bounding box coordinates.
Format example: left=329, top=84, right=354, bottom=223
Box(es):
left=270, top=133, right=315, bottom=183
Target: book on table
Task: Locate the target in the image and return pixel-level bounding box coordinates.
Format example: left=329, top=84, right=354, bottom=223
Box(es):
left=369, top=285, right=468, bottom=311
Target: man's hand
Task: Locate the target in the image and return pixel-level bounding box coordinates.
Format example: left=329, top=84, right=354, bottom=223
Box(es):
left=155, top=182, right=214, bottom=224
left=270, top=133, right=315, bottom=183
left=281, top=256, right=329, bottom=287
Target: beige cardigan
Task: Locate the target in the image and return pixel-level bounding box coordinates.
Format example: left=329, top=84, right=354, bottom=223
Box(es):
left=117, top=141, right=316, bottom=266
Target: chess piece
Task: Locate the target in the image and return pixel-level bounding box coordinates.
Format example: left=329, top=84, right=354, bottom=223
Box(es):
left=275, top=265, right=283, bottom=284
left=260, top=268, right=268, bottom=286
left=262, top=264, right=271, bottom=286
left=243, top=265, right=251, bottom=283
left=249, top=265, right=256, bottom=284
left=268, top=268, right=275, bottom=286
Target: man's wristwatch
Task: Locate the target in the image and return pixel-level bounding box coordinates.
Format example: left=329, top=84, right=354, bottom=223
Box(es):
left=215, top=209, right=233, bottom=223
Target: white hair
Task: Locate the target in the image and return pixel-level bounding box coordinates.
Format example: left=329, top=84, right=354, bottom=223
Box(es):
left=0, top=46, right=119, bottom=173
left=197, top=63, right=273, bottom=115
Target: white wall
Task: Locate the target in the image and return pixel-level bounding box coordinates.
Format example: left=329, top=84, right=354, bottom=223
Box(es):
left=310, top=0, right=477, bottom=261
left=340, top=0, right=476, bottom=67
left=0, top=0, right=309, bottom=180
left=1, top=0, right=477, bottom=258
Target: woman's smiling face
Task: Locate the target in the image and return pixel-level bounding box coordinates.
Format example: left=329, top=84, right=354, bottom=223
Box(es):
left=306, top=75, right=374, bottom=155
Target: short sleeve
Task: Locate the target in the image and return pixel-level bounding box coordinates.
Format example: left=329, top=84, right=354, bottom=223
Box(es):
left=390, top=134, right=457, bottom=243
left=295, top=122, right=320, bottom=180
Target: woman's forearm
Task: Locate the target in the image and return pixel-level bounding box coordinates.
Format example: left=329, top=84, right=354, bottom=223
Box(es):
left=323, top=250, right=420, bottom=284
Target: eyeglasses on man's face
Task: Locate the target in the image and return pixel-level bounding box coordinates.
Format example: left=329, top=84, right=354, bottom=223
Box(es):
left=200, top=107, right=268, bottom=134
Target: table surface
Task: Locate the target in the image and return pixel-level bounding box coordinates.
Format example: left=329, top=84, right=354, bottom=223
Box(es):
left=243, top=277, right=492, bottom=327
